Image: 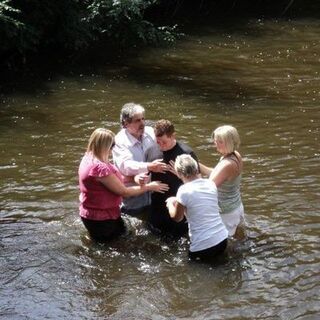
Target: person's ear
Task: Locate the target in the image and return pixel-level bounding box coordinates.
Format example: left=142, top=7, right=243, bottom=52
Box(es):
left=171, top=132, right=176, bottom=139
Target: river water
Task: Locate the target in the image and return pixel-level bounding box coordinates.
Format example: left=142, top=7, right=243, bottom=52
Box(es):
left=1, top=18, right=319, bottom=319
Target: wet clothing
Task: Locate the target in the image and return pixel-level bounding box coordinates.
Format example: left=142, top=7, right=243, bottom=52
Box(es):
left=220, top=203, right=245, bottom=236
left=188, top=239, right=228, bottom=262
left=218, top=174, right=242, bottom=214
left=146, top=141, right=198, bottom=237
left=216, top=152, right=245, bottom=237
left=81, top=217, right=125, bottom=242
left=177, top=178, right=228, bottom=254
left=78, top=152, right=125, bottom=241
left=112, top=126, right=156, bottom=213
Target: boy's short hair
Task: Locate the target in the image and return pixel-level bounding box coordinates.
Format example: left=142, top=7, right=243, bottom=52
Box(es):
left=154, top=119, right=175, bottom=137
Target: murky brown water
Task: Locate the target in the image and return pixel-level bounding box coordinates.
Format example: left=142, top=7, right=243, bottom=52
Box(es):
left=1, top=18, right=319, bottom=319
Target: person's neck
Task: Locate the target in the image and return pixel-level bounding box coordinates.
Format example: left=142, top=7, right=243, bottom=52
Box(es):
left=128, top=131, right=143, bottom=141
left=182, top=174, right=200, bottom=183
left=222, top=151, right=235, bottom=158
left=167, top=139, right=177, bottom=151
left=95, top=152, right=109, bottom=163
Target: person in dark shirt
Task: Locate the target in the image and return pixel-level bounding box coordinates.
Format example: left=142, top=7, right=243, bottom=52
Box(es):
left=145, top=119, right=199, bottom=238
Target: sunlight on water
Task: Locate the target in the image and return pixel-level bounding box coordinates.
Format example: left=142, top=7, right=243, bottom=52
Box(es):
left=1, top=18, right=319, bottom=319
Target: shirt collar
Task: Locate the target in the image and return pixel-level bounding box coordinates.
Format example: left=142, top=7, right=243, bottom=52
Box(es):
left=126, top=130, right=144, bottom=145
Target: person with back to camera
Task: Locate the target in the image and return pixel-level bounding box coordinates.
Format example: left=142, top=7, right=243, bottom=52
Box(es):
left=112, top=103, right=168, bottom=217
left=78, top=128, right=169, bottom=242
left=166, top=154, right=228, bottom=262
left=199, top=125, right=246, bottom=239
left=145, top=119, right=199, bottom=238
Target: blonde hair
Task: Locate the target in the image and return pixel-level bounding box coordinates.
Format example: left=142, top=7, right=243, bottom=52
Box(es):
left=212, top=125, right=240, bottom=154
left=87, top=128, right=114, bottom=161
left=175, top=154, right=199, bottom=179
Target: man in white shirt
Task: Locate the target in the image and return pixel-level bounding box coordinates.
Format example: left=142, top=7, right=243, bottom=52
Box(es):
left=112, top=103, right=167, bottom=216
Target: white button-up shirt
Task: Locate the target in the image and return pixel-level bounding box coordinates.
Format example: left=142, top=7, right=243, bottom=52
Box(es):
left=112, top=126, right=157, bottom=210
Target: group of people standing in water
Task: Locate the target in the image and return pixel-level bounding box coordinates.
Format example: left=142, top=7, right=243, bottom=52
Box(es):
left=78, top=102, right=246, bottom=262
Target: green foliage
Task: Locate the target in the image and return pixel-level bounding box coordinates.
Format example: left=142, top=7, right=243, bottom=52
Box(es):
left=0, top=1, right=25, bottom=58
left=0, top=0, right=89, bottom=68
left=3, top=0, right=314, bottom=71
left=0, top=0, right=179, bottom=69
left=0, top=0, right=20, bottom=25
left=84, top=0, right=174, bottom=46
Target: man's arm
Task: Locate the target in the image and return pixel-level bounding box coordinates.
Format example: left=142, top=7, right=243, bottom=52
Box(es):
left=112, top=142, right=168, bottom=176
left=112, top=143, right=149, bottom=176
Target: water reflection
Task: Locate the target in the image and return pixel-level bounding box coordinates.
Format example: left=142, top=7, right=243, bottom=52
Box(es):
left=1, top=18, right=320, bottom=319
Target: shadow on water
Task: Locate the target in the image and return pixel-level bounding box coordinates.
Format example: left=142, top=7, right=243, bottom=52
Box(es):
left=0, top=18, right=300, bottom=95
left=3, top=16, right=318, bottom=115
left=122, top=18, right=320, bottom=108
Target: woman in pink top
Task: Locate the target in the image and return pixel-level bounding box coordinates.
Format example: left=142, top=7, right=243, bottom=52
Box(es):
left=79, top=128, right=168, bottom=241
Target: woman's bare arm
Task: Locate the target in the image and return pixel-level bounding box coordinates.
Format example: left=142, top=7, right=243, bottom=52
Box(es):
left=97, top=174, right=168, bottom=197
